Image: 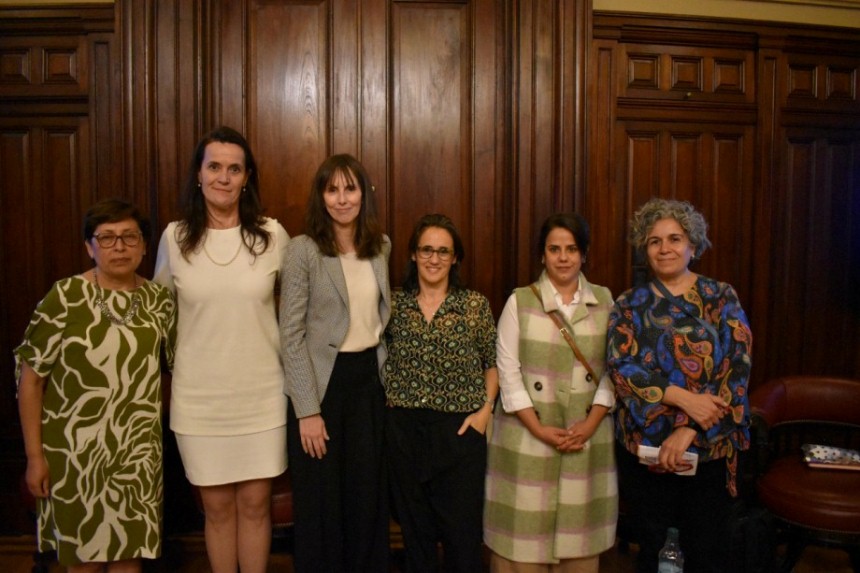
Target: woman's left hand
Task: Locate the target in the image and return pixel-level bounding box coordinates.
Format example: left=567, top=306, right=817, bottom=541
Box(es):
left=657, top=427, right=697, bottom=472
left=457, top=403, right=493, bottom=436
left=560, top=419, right=596, bottom=452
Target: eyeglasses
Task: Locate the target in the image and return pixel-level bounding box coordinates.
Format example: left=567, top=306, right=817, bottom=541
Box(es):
left=416, top=246, right=454, bottom=261
left=92, top=232, right=143, bottom=248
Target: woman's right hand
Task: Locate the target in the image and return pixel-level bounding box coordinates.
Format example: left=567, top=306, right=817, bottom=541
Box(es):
left=516, top=407, right=572, bottom=449
left=665, top=386, right=729, bottom=430
left=299, top=414, right=330, bottom=459
left=530, top=424, right=573, bottom=449
left=25, top=455, right=50, bottom=498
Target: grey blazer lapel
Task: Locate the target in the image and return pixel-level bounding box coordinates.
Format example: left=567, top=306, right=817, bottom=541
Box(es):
left=371, top=255, right=388, bottom=303
left=322, top=255, right=349, bottom=306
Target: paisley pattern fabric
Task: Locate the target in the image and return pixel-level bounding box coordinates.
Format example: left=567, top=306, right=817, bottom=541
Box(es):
left=607, top=275, right=752, bottom=493
left=15, top=276, right=175, bottom=566
left=383, top=288, right=496, bottom=412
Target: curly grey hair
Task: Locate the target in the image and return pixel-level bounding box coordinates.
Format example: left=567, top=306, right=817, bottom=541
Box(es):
left=629, top=198, right=712, bottom=258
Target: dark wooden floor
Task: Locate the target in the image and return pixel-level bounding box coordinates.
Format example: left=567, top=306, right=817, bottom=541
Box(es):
left=0, top=534, right=855, bottom=573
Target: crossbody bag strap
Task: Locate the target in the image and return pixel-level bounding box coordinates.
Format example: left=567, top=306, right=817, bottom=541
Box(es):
left=529, top=283, right=598, bottom=384
left=651, top=279, right=720, bottom=350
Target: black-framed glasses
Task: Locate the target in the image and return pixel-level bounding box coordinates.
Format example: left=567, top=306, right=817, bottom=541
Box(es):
left=92, top=232, right=143, bottom=248
left=416, top=246, right=454, bottom=261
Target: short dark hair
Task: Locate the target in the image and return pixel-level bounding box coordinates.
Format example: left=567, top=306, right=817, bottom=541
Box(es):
left=402, top=213, right=466, bottom=293
left=305, top=154, right=384, bottom=258
left=83, top=198, right=151, bottom=243
left=537, top=212, right=590, bottom=257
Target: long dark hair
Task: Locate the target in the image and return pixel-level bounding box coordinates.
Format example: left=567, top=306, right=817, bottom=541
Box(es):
left=402, top=213, right=466, bottom=294
left=176, top=126, right=270, bottom=260
left=305, top=154, right=383, bottom=258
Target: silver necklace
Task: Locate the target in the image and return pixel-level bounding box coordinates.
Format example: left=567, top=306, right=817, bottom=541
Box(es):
left=93, top=268, right=141, bottom=325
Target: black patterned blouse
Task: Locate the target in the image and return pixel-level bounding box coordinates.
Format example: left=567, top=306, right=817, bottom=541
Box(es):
left=384, top=288, right=497, bottom=412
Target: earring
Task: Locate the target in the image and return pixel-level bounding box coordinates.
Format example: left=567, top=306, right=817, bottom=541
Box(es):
left=197, top=182, right=201, bottom=188
left=242, top=187, right=247, bottom=193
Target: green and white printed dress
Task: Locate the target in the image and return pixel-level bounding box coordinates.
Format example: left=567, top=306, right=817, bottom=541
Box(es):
left=15, top=275, right=175, bottom=566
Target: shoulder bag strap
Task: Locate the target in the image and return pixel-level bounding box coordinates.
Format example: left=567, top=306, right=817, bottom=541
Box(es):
left=651, top=279, right=720, bottom=348
left=529, top=283, right=598, bottom=384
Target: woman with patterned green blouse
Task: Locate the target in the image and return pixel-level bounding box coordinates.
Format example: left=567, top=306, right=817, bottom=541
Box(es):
left=384, top=213, right=498, bottom=573
left=16, top=199, right=175, bottom=573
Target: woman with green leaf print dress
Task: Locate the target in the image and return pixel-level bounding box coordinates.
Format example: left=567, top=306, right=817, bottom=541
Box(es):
left=16, top=198, right=175, bottom=573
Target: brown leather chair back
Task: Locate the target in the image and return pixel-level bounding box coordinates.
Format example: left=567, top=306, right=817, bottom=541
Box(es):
left=751, top=375, right=860, bottom=428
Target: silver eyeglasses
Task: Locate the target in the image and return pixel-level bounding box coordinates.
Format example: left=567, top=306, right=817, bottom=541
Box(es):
left=416, top=246, right=454, bottom=261
left=92, top=232, right=143, bottom=248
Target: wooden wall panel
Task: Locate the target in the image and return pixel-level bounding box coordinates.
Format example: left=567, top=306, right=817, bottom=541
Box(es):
left=151, top=0, right=202, bottom=237
left=592, top=14, right=860, bottom=389
left=510, top=0, right=589, bottom=293
left=586, top=40, right=621, bottom=295
left=91, top=35, right=124, bottom=203
left=390, top=1, right=472, bottom=284
left=248, top=0, right=329, bottom=235
left=0, top=5, right=117, bottom=533
left=0, top=124, right=93, bottom=354
left=0, top=121, right=92, bottom=532
left=387, top=0, right=505, bottom=303
left=709, top=133, right=753, bottom=288
left=0, top=131, right=32, bottom=406
left=764, top=132, right=860, bottom=379
left=178, top=0, right=507, bottom=309
left=611, top=123, right=755, bottom=295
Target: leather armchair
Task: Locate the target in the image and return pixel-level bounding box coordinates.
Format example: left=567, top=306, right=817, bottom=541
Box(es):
left=751, top=375, right=860, bottom=572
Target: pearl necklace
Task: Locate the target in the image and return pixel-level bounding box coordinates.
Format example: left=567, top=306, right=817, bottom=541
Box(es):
left=93, top=268, right=141, bottom=326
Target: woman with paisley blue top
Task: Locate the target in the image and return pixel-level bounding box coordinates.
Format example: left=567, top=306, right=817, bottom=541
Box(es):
left=607, top=198, right=753, bottom=573
left=16, top=198, right=175, bottom=573
left=384, top=213, right=498, bottom=573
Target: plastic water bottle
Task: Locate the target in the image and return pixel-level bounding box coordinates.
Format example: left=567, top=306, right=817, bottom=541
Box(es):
left=657, top=527, right=684, bottom=572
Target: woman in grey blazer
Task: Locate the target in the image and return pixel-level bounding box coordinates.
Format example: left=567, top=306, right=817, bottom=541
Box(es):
left=280, top=154, right=391, bottom=572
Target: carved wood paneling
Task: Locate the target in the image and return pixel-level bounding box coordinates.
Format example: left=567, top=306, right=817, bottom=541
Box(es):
left=764, top=131, right=860, bottom=378
left=247, top=0, right=330, bottom=235
left=510, top=0, right=589, bottom=293
left=390, top=1, right=474, bottom=286
left=149, top=0, right=202, bottom=237
left=0, top=121, right=92, bottom=532
left=591, top=13, right=860, bottom=389
left=0, top=5, right=116, bottom=534
left=604, top=121, right=755, bottom=310
left=618, top=43, right=755, bottom=103
left=177, top=0, right=508, bottom=310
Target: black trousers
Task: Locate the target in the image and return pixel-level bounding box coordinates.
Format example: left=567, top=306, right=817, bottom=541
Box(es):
left=288, top=349, right=389, bottom=573
left=386, top=407, right=487, bottom=573
left=616, top=442, right=738, bottom=573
